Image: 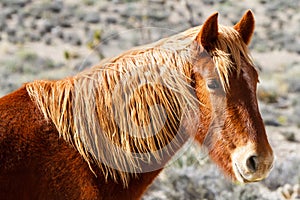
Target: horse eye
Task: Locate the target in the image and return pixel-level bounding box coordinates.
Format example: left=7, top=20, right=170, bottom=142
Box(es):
left=207, top=79, right=220, bottom=90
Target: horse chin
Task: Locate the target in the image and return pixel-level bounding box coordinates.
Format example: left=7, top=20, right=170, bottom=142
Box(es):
left=233, top=163, right=252, bottom=184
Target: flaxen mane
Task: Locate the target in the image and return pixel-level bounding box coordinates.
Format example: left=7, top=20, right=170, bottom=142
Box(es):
left=26, top=24, right=254, bottom=186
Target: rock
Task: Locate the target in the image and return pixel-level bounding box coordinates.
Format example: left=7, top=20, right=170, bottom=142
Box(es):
left=264, top=119, right=281, bottom=127
left=51, top=26, right=64, bottom=39
left=63, top=33, right=82, bottom=46
left=259, top=0, right=267, bottom=4
left=148, top=10, right=169, bottom=21
left=85, top=12, right=100, bottom=23
left=285, top=42, right=300, bottom=54
left=70, top=34, right=82, bottom=46
left=1, top=0, right=26, bottom=7
left=39, top=19, right=56, bottom=34
left=16, top=32, right=25, bottom=44
left=292, top=103, right=300, bottom=127
left=58, top=19, right=72, bottom=28
left=268, top=31, right=283, bottom=41
left=60, top=8, right=74, bottom=19
left=287, top=77, right=300, bottom=93
left=16, top=12, right=27, bottom=27
left=44, top=35, right=52, bottom=45
left=49, top=1, right=63, bottom=13
left=278, top=34, right=295, bottom=49
left=3, top=7, right=17, bottom=19
left=148, top=0, right=166, bottom=4
left=10, top=0, right=29, bottom=7
left=77, top=12, right=86, bottom=21
left=281, top=131, right=296, bottom=142
left=28, top=32, right=41, bottom=42
left=83, top=23, right=90, bottom=34
left=28, top=19, right=37, bottom=29
left=32, top=8, right=43, bottom=20
left=0, top=17, right=6, bottom=32
left=99, top=4, right=109, bottom=12
left=58, top=10, right=73, bottom=28
left=106, top=16, right=117, bottom=24
left=120, top=6, right=140, bottom=18
left=203, top=0, right=215, bottom=6
left=7, top=35, right=17, bottom=44
left=265, top=2, right=281, bottom=13
left=6, top=28, right=16, bottom=36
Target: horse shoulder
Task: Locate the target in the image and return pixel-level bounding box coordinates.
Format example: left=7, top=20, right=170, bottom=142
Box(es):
left=0, top=85, right=164, bottom=199
left=0, top=85, right=102, bottom=199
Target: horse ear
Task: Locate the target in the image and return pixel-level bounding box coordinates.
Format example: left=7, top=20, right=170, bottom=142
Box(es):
left=233, top=10, right=255, bottom=45
left=196, top=12, right=219, bottom=51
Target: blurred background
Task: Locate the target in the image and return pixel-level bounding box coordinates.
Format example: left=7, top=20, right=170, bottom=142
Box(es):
left=0, top=0, right=299, bottom=199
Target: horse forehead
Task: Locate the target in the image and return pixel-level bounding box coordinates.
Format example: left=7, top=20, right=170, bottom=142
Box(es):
left=193, top=57, right=216, bottom=78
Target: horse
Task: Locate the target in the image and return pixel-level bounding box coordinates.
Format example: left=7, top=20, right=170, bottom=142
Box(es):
left=0, top=10, right=274, bottom=199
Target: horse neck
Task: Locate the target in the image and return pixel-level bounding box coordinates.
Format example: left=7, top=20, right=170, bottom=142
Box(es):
left=26, top=60, right=197, bottom=187
left=96, top=133, right=190, bottom=200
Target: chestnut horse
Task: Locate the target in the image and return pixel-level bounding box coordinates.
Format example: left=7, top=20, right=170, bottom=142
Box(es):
left=0, top=10, right=273, bottom=199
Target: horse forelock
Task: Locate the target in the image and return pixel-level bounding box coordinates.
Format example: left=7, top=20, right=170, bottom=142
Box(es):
left=210, top=25, right=255, bottom=92
left=25, top=23, right=253, bottom=187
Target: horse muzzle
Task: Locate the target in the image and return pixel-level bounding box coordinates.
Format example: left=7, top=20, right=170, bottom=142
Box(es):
left=231, top=142, right=274, bottom=183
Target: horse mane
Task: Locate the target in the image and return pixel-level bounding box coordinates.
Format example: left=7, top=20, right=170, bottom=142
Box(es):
left=26, top=24, right=254, bottom=186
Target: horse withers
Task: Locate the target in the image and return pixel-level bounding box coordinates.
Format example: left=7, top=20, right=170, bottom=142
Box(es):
left=0, top=10, right=273, bottom=199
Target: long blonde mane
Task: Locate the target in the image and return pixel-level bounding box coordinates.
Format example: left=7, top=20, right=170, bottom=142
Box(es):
left=26, top=24, right=254, bottom=186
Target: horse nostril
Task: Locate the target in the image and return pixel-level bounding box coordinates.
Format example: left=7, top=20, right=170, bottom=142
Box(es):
left=246, top=155, right=258, bottom=172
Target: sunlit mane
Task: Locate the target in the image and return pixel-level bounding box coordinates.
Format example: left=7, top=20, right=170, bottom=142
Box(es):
left=211, top=25, right=254, bottom=91
left=26, top=24, right=253, bottom=186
